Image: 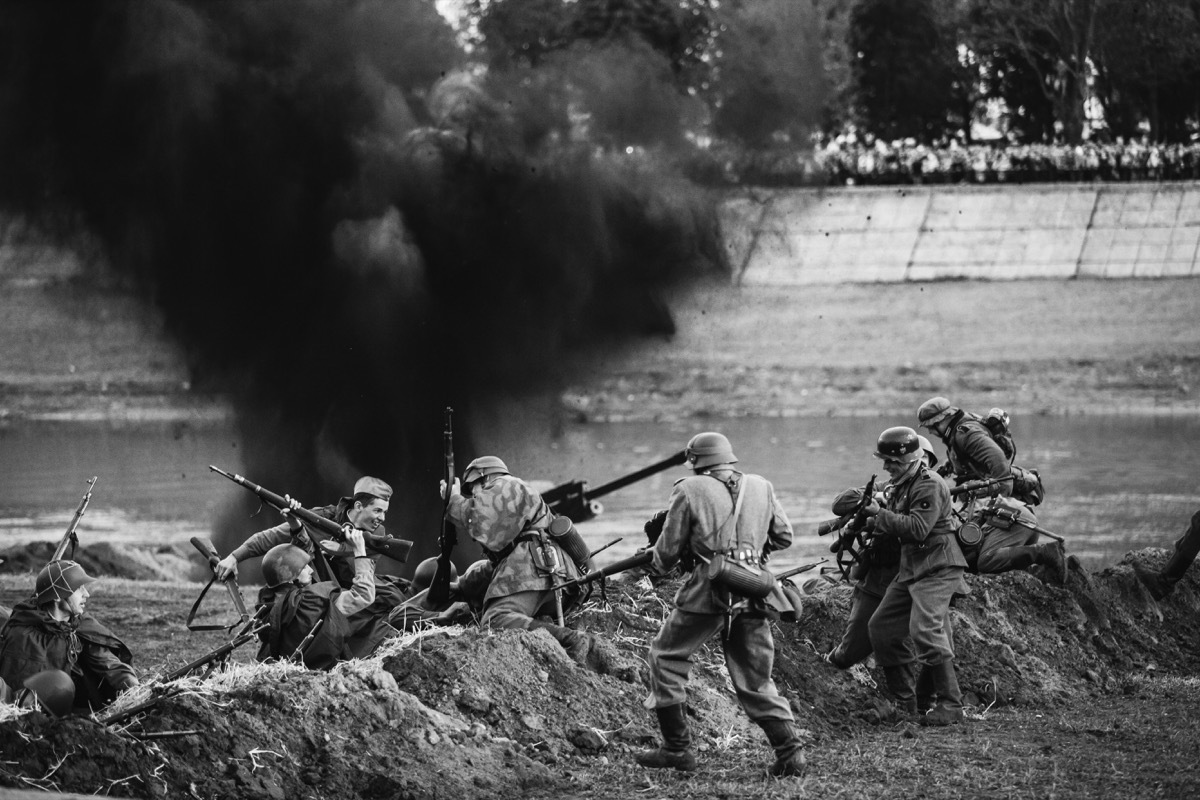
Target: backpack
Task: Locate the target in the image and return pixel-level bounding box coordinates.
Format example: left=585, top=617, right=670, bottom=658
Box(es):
left=980, top=408, right=1017, bottom=462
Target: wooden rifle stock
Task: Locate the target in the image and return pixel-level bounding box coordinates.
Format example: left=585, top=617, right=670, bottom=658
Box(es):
left=208, top=466, right=413, bottom=563
left=428, top=407, right=456, bottom=604
left=557, top=549, right=655, bottom=591
left=51, top=476, right=97, bottom=563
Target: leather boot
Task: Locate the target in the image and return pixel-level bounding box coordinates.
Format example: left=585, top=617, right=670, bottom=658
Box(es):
left=915, top=665, right=936, bottom=714
left=758, top=719, right=806, bottom=777
left=635, top=704, right=697, bottom=771
left=1036, top=542, right=1068, bottom=584
left=882, top=663, right=918, bottom=716
left=528, top=620, right=591, bottom=663
left=920, top=659, right=964, bottom=726
left=1141, top=510, right=1200, bottom=599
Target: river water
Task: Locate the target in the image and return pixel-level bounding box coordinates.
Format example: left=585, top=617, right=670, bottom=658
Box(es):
left=2, top=415, right=1198, bottom=574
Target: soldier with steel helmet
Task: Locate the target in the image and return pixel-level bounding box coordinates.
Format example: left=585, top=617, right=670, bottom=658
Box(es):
left=0, top=560, right=137, bottom=712
left=861, top=426, right=969, bottom=726
left=215, top=475, right=407, bottom=613
left=254, top=526, right=389, bottom=669
left=636, top=432, right=805, bottom=778
left=441, top=456, right=602, bottom=665
left=824, top=434, right=939, bottom=672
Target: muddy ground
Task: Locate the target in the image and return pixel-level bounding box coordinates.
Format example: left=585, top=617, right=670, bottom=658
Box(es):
left=0, top=545, right=1198, bottom=799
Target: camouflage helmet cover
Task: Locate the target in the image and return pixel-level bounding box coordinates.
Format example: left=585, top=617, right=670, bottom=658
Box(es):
left=463, top=456, right=509, bottom=484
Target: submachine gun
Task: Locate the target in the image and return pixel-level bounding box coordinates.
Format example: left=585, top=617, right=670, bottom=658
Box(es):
left=950, top=477, right=1064, bottom=543
left=541, top=449, right=688, bottom=523
left=815, top=473, right=878, bottom=581
left=208, top=466, right=415, bottom=574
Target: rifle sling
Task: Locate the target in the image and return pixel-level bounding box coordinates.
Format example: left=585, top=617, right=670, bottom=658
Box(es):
left=187, top=575, right=246, bottom=632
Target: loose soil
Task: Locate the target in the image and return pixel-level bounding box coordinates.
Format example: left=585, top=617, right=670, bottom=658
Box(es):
left=0, top=548, right=1198, bottom=799
left=2, top=272, right=1200, bottom=798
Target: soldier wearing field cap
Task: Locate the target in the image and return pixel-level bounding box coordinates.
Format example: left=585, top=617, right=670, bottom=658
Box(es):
left=216, top=475, right=406, bottom=616
left=862, top=426, right=969, bottom=726
left=0, top=561, right=137, bottom=712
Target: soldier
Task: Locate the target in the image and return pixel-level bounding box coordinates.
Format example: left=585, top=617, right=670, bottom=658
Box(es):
left=918, top=397, right=1065, bottom=581
left=824, top=435, right=939, bottom=671
left=215, top=476, right=406, bottom=612
left=255, top=527, right=388, bottom=669
left=440, top=456, right=607, bottom=667
left=636, top=432, right=805, bottom=777
left=0, top=561, right=137, bottom=712
left=1133, top=510, right=1200, bottom=600
left=863, top=426, right=969, bottom=726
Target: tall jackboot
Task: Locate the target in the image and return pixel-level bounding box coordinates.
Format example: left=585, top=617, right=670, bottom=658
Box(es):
left=920, top=659, right=964, bottom=726
left=915, top=665, right=936, bottom=714
left=635, top=704, right=697, bottom=771
left=882, top=663, right=918, bottom=716
left=758, top=719, right=806, bottom=777
left=1135, top=510, right=1200, bottom=600
left=1035, top=542, right=1068, bottom=584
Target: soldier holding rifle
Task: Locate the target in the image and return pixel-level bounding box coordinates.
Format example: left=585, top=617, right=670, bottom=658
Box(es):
left=215, top=476, right=407, bottom=613
left=441, top=456, right=612, bottom=669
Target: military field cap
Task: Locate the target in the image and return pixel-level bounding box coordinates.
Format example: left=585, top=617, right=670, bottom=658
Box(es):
left=353, top=476, right=392, bottom=501
left=917, top=396, right=956, bottom=427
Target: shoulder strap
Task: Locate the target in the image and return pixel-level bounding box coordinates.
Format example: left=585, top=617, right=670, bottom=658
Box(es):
left=713, top=474, right=750, bottom=554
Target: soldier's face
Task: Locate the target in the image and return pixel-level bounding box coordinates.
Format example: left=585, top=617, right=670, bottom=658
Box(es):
left=297, top=565, right=314, bottom=586
left=64, top=585, right=90, bottom=616
left=350, top=499, right=388, bottom=531
left=883, top=457, right=917, bottom=481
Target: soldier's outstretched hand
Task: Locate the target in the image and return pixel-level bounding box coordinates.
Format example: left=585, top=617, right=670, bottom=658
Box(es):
left=214, top=554, right=238, bottom=581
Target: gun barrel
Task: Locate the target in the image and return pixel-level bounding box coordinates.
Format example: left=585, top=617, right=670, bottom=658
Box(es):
left=584, top=450, right=688, bottom=502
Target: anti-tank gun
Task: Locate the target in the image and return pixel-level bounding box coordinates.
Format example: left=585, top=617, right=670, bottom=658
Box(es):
left=541, top=449, right=688, bottom=523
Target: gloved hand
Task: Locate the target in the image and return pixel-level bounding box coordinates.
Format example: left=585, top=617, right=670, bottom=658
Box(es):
left=643, top=509, right=669, bottom=546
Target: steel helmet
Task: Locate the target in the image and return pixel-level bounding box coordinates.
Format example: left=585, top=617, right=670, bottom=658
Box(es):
left=21, top=669, right=76, bottom=717
left=916, top=434, right=940, bottom=468
left=261, top=543, right=312, bottom=588
left=685, top=432, right=738, bottom=469
left=917, top=396, right=955, bottom=428
left=410, top=557, right=457, bottom=594
left=874, top=427, right=923, bottom=463
left=35, top=560, right=97, bottom=605
left=462, top=456, right=509, bottom=484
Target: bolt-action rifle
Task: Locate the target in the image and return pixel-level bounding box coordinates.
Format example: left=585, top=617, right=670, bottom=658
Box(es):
left=556, top=550, right=828, bottom=594
left=428, top=406, right=456, bottom=605
left=541, top=450, right=688, bottom=523
left=100, top=607, right=268, bottom=727
left=208, top=465, right=414, bottom=564
left=50, top=476, right=98, bottom=563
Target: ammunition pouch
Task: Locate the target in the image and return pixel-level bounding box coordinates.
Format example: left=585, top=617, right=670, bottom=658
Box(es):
left=707, top=553, right=776, bottom=599
left=982, top=495, right=1038, bottom=531
left=548, top=515, right=591, bottom=571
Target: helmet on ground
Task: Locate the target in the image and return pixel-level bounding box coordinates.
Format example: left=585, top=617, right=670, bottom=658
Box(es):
left=916, top=434, right=939, bottom=468
left=410, top=557, right=457, bottom=594
left=262, top=544, right=312, bottom=588
left=685, top=432, right=738, bottom=469
left=22, top=669, right=75, bottom=717
left=874, top=427, right=922, bottom=463
left=917, top=396, right=955, bottom=428
left=35, top=560, right=97, bottom=605
left=463, top=456, right=509, bottom=484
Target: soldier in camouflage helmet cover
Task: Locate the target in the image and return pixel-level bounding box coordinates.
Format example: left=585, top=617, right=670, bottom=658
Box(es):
left=861, top=427, right=969, bottom=726
left=441, top=457, right=605, bottom=668
left=636, top=432, right=805, bottom=778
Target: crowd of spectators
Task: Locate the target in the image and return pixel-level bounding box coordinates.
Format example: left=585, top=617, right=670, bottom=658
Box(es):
left=813, top=134, right=1200, bottom=186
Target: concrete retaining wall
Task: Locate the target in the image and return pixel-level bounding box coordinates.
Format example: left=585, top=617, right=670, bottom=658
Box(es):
left=720, top=182, right=1200, bottom=285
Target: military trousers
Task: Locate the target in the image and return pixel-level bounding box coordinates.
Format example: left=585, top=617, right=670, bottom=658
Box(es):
left=868, top=566, right=964, bottom=667
left=645, top=608, right=793, bottom=722
left=831, top=565, right=905, bottom=669
left=481, top=589, right=559, bottom=630
left=973, top=525, right=1039, bottom=574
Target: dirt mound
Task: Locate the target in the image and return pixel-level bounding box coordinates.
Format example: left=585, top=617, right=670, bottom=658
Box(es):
left=1, top=552, right=1197, bottom=798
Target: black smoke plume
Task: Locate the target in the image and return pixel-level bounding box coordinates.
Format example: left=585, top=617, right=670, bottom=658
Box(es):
left=0, top=0, right=724, bottom=567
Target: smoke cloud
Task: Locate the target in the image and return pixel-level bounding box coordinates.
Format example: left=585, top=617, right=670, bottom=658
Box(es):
left=0, top=0, right=724, bottom=565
